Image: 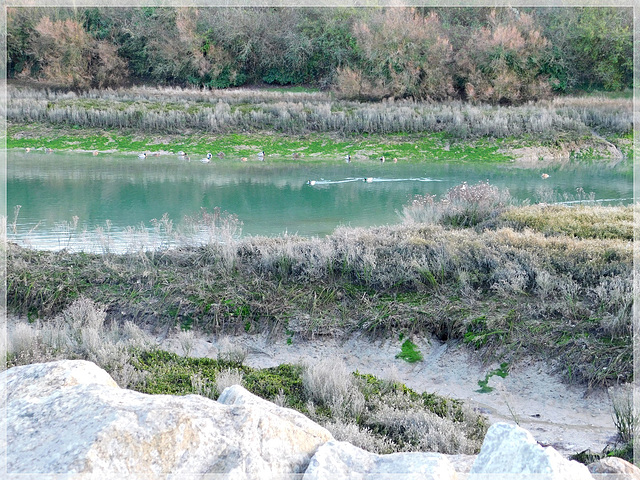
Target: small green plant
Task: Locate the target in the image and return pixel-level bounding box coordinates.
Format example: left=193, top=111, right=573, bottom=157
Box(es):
left=396, top=340, right=423, bottom=363
left=477, top=362, right=509, bottom=393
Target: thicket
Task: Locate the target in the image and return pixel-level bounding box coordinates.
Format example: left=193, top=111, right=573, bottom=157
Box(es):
left=7, top=6, right=632, bottom=103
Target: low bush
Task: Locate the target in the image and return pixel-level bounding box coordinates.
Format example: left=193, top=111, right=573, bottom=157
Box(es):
left=403, top=181, right=511, bottom=227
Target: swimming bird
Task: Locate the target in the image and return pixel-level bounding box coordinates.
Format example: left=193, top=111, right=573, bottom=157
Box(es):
left=25, top=147, right=31, bottom=153
left=345, top=154, right=351, bottom=163
left=258, top=151, right=265, bottom=160
left=45, top=148, right=53, bottom=153
left=138, top=153, right=147, bottom=159
left=293, top=153, right=301, bottom=159
left=380, top=156, right=385, bottom=163
left=307, top=180, right=316, bottom=186
left=177, top=151, right=186, bottom=157
left=92, top=150, right=99, bottom=156
left=393, top=157, right=398, bottom=163
left=541, top=173, right=549, bottom=179
left=241, top=157, right=248, bottom=162
left=201, top=153, right=212, bottom=164
left=217, top=152, right=225, bottom=158
left=364, top=177, right=373, bottom=183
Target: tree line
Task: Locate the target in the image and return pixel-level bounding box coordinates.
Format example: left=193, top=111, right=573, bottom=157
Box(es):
left=7, top=6, right=632, bottom=104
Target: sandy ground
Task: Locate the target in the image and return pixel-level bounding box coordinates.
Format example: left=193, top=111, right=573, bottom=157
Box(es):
left=160, top=330, right=618, bottom=459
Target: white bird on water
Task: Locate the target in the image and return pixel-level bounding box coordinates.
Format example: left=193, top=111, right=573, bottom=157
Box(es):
left=201, top=152, right=212, bottom=164
left=363, top=177, right=373, bottom=183
left=345, top=154, right=351, bottom=163
left=307, top=180, right=316, bottom=186
left=258, top=151, right=265, bottom=160
left=138, top=153, right=147, bottom=159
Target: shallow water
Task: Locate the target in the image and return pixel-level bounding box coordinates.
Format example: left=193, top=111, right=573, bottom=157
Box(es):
left=8, top=151, right=632, bottom=251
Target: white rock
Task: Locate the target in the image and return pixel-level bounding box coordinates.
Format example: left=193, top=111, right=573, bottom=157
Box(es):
left=2, top=360, right=333, bottom=479
left=303, top=440, right=458, bottom=480
left=469, top=422, right=594, bottom=480
left=218, top=384, right=332, bottom=442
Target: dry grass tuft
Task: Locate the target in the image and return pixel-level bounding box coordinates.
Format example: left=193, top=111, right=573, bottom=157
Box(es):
left=7, top=297, right=153, bottom=387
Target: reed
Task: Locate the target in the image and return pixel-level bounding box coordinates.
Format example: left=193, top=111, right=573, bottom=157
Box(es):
left=6, top=85, right=632, bottom=140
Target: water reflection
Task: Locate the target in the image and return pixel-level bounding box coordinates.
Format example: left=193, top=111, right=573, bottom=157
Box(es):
left=8, top=151, right=632, bottom=252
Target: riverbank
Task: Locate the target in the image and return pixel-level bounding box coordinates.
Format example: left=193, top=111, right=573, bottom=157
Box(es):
left=8, top=204, right=633, bottom=388
left=6, top=83, right=633, bottom=164
left=8, top=123, right=633, bottom=167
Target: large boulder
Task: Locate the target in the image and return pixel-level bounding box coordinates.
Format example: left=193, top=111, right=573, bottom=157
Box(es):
left=1, top=360, right=332, bottom=479
left=469, top=422, right=594, bottom=480
left=303, top=440, right=458, bottom=480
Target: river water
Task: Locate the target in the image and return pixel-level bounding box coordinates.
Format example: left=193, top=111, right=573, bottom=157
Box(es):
left=8, top=151, right=632, bottom=252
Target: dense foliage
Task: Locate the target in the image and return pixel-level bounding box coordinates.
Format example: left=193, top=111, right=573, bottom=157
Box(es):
left=7, top=6, right=632, bottom=103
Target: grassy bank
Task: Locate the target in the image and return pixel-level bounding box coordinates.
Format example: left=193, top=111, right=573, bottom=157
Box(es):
left=6, top=84, right=633, bottom=162
left=8, top=202, right=633, bottom=388
left=7, top=124, right=514, bottom=164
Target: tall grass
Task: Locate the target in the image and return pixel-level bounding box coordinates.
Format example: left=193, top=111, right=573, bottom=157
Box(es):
left=302, top=357, right=366, bottom=421
left=5, top=85, right=632, bottom=139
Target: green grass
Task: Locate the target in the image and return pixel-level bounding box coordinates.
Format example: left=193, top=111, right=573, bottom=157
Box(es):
left=7, top=123, right=514, bottom=163
left=395, top=340, right=423, bottom=363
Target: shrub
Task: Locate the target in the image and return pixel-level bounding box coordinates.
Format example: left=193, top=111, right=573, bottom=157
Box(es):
left=302, top=357, right=365, bottom=420
left=214, top=367, right=245, bottom=395
left=29, top=16, right=126, bottom=89
left=6, top=297, right=152, bottom=387
left=337, top=8, right=454, bottom=101
left=403, top=181, right=511, bottom=227
left=455, top=9, right=552, bottom=104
